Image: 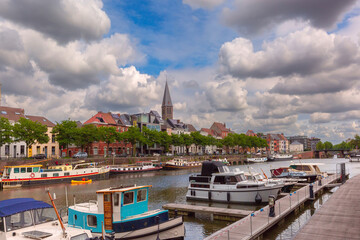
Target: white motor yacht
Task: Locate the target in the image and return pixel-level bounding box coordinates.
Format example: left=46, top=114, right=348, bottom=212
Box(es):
left=186, top=161, right=284, bottom=204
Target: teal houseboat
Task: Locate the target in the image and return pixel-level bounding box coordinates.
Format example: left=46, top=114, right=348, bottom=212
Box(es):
left=68, top=185, right=184, bottom=240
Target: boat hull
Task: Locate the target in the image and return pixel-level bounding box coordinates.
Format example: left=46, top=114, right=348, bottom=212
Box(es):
left=163, top=164, right=201, bottom=170
left=93, top=217, right=184, bottom=240
left=1, top=171, right=109, bottom=186
left=186, top=185, right=283, bottom=203
left=110, top=167, right=162, bottom=175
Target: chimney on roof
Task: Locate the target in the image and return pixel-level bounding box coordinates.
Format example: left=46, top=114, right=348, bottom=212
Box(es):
left=224, top=122, right=226, bottom=127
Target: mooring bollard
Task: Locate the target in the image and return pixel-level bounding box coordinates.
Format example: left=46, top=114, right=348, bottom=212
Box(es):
left=318, top=176, right=322, bottom=186
left=269, top=195, right=275, bottom=217
left=289, top=193, right=292, bottom=208
left=227, top=229, right=230, bottom=240
left=250, top=213, right=254, bottom=236
left=309, top=183, right=314, bottom=199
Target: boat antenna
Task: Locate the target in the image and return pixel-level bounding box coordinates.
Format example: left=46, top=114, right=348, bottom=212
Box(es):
left=46, top=189, right=66, bottom=237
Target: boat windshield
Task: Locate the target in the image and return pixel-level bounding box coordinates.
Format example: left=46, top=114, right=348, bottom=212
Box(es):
left=218, top=166, right=230, bottom=173
left=5, top=208, right=57, bottom=232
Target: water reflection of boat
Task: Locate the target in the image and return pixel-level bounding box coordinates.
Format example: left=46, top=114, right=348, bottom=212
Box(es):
left=0, top=163, right=109, bottom=187
left=71, top=179, right=92, bottom=184
left=0, top=198, right=92, bottom=239
left=110, top=161, right=162, bottom=174
left=68, top=185, right=185, bottom=240
left=186, top=161, right=283, bottom=203
left=163, top=158, right=202, bottom=170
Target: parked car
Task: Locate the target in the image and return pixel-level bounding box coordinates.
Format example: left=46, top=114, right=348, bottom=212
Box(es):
left=165, top=152, right=173, bottom=156
left=32, top=154, right=46, bottom=159
left=73, top=152, right=88, bottom=158
left=153, top=153, right=160, bottom=156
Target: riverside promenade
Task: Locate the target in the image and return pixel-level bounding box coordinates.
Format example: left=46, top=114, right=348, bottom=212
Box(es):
left=295, top=173, right=360, bottom=239
left=204, top=173, right=342, bottom=240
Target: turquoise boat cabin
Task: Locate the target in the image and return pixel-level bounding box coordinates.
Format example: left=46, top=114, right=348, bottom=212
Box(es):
left=68, top=185, right=170, bottom=234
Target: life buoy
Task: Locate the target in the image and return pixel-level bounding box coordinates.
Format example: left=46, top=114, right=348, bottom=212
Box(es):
left=30, top=173, right=35, bottom=178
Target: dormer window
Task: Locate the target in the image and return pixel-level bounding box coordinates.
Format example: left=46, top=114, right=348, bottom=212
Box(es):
left=15, top=112, right=20, bottom=115
left=1, top=111, right=7, bottom=114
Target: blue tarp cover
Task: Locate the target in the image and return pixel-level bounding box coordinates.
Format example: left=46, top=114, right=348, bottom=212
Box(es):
left=0, top=198, right=52, bottom=217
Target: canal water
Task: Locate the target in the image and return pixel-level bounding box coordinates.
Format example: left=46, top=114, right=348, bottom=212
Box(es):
left=0, top=158, right=358, bottom=239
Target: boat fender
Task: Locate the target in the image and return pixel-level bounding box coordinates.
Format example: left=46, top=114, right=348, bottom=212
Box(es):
left=208, top=191, right=211, bottom=200
left=227, top=192, right=230, bottom=202
left=255, top=192, right=262, bottom=204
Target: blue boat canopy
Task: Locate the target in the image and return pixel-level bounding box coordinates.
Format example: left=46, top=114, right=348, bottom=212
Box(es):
left=0, top=198, right=52, bottom=217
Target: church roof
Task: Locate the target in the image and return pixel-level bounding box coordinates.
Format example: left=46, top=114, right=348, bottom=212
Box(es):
left=162, top=81, right=173, bottom=107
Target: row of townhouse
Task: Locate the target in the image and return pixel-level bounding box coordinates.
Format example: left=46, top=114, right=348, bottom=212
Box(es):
left=0, top=106, right=60, bottom=159
left=67, top=109, right=234, bottom=157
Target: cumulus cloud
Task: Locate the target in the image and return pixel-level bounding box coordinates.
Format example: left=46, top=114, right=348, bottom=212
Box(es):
left=219, top=27, right=360, bottom=80
left=183, top=0, right=225, bottom=10
left=222, top=0, right=357, bottom=36
left=0, top=0, right=110, bottom=44
left=205, top=78, right=247, bottom=112
left=84, top=66, right=161, bottom=111
left=0, top=20, right=141, bottom=89
left=309, top=112, right=332, bottom=124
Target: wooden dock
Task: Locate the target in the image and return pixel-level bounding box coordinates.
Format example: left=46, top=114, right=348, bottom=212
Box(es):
left=204, top=173, right=342, bottom=240
left=163, top=203, right=252, bottom=221
left=294, top=174, right=360, bottom=239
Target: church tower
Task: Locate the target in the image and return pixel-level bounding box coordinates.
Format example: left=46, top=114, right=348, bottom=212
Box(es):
left=161, top=81, right=173, bottom=120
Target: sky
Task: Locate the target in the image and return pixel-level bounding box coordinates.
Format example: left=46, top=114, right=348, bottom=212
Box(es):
left=0, top=0, right=360, bottom=144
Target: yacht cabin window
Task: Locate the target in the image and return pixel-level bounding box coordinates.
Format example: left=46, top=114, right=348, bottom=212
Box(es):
left=87, top=215, right=97, bottom=227
left=13, top=168, right=19, bottom=174
left=27, top=168, right=32, bottom=173
left=114, top=193, right=120, bottom=206
left=137, top=189, right=147, bottom=202
left=123, top=192, right=134, bottom=205
left=21, top=168, right=26, bottom=173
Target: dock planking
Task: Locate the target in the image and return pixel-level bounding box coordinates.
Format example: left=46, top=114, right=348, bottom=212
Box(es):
left=204, top=173, right=342, bottom=240
left=163, top=203, right=252, bottom=220
left=294, top=174, right=360, bottom=240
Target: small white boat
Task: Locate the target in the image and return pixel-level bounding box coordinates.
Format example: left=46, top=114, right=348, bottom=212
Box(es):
left=163, top=158, right=202, bottom=170
left=110, top=161, right=162, bottom=174
left=0, top=198, right=92, bottom=240
left=268, top=154, right=293, bottom=161
left=246, top=157, right=268, bottom=163
left=187, top=161, right=283, bottom=203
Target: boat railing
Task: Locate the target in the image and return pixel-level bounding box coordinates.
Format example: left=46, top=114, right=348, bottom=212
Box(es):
left=75, top=200, right=98, bottom=210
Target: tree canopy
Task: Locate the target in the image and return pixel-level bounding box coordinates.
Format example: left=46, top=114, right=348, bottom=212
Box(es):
left=13, top=117, right=49, bottom=157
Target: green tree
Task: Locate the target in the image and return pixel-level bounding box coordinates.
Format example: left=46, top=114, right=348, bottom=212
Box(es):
left=349, top=134, right=360, bottom=149
left=13, top=117, right=49, bottom=157
left=98, top=126, right=119, bottom=156
left=181, top=133, right=193, bottom=154
left=222, top=135, right=235, bottom=154
left=316, top=141, right=324, bottom=150
left=324, top=141, right=333, bottom=150
left=52, top=120, right=78, bottom=157
left=171, top=133, right=183, bottom=154
left=191, top=132, right=206, bottom=153
left=73, top=125, right=100, bottom=153
left=159, top=131, right=172, bottom=153
left=0, top=117, right=13, bottom=158
left=121, top=127, right=145, bottom=156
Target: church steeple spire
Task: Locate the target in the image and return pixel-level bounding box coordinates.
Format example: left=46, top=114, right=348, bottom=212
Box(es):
left=161, top=81, right=173, bottom=120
